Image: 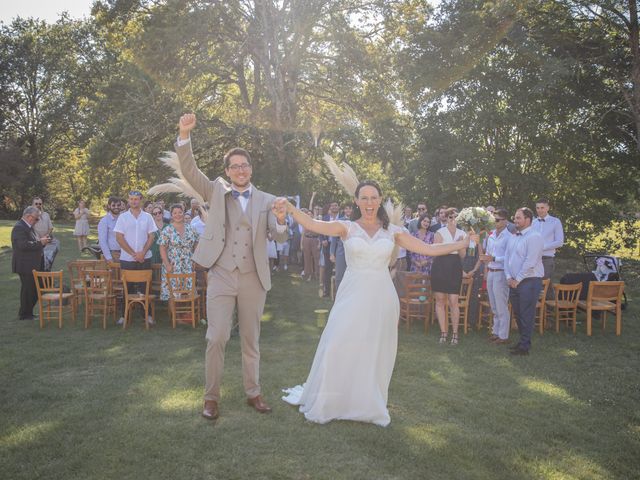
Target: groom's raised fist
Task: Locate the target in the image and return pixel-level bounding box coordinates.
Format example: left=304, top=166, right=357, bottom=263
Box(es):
left=179, top=114, right=196, bottom=139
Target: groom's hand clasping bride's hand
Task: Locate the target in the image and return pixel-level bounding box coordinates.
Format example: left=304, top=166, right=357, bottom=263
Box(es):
left=272, top=197, right=290, bottom=225
left=178, top=113, right=196, bottom=140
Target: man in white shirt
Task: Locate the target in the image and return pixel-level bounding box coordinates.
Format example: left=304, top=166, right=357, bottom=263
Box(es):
left=504, top=208, right=544, bottom=355
left=534, top=198, right=564, bottom=300
left=98, top=196, right=122, bottom=261
left=480, top=208, right=513, bottom=344
left=114, top=190, right=158, bottom=325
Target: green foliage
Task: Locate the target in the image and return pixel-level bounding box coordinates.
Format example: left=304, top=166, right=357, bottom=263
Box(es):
left=572, top=219, right=640, bottom=260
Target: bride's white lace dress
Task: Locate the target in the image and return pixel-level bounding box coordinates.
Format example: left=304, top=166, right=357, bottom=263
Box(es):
left=283, top=220, right=402, bottom=426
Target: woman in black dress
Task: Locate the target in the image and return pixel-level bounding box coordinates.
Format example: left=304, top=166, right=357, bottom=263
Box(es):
left=431, top=208, right=467, bottom=345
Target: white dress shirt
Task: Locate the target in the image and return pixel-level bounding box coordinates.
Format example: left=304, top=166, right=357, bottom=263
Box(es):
left=114, top=210, right=158, bottom=262
left=532, top=214, right=564, bottom=257
left=504, top=226, right=544, bottom=282
left=485, top=227, right=513, bottom=270
left=190, top=215, right=206, bottom=236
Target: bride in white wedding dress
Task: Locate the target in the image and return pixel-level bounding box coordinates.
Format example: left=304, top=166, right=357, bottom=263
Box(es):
left=276, top=181, right=472, bottom=427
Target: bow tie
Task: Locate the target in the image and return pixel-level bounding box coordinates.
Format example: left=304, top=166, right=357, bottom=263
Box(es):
left=537, top=218, right=545, bottom=222
left=231, top=189, right=251, bottom=199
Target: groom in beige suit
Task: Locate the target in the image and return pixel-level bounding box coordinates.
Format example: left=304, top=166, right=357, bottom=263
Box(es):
left=176, top=114, right=288, bottom=420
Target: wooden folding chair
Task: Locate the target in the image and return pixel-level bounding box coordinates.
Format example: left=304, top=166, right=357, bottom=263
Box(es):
left=399, top=273, right=431, bottom=333
left=68, top=259, right=99, bottom=310
left=166, top=272, right=200, bottom=328
left=121, top=269, right=156, bottom=330
left=545, top=283, right=582, bottom=333
left=194, top=265, right=208, bottom=323
left=85, top=269, right=117, bottom=329
left=477, top=288, right=493, bottom=332
left=577, top=281, right=625, bottom=336
left=151, top=264, right=162, bottom=298
left=33, top=270, right=77, bottom=328
left=446, top=276, right=473, bottom=334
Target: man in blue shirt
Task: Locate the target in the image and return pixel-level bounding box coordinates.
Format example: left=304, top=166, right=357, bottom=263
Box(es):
left=97, top=196, right=122, bottom=261
left=504, top=207, right=544, bottom=355
left=534, top=198, right=564, bottom=300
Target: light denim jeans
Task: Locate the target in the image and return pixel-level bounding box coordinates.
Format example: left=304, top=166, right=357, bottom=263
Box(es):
left=487, top=270, right=510, bottom=339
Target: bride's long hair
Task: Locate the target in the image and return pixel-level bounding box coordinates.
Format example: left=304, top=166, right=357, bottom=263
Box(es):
left=351, top=180, right=390, bottom=229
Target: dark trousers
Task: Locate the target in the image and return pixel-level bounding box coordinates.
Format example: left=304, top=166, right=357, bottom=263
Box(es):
left=18, top=272, right=38, bottom=319
left=510, top=277, right=542, bottom=351
left=322, top=243, right=333, bottom=297
left=120, top=259, right=152, bottom=315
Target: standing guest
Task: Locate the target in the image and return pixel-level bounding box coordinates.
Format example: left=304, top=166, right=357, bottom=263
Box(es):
left=429, top=206, right=449, bottom=233
left=486, top=205, right=496, bottom=215
left=408, top=202, right=428, bottom=234
left=276, top=223, right=291, bottom=271
left=32, top=197, right=57, bottom=271
left=402, top=206, right=413, bottom=228
left=184, top=210, right=193, bottom=224
left=149, top=205, right=165, bottom=264
left=158, top=204, right=199, bottom=301
left=189, top=198, right=201, bottom=218
left=288, top=208, right=302, bottom=266
left=409, top=212, right=435, bottom=275
left=73, top=200, right=91, bottom=252
left=480, top=208, right=513, bottom=344
left=156, top=199, right=171, bottom=223
left=462, top=241, right=483, bottom=328
left=504, top=207, right=544, bottom=356
left=98, top=197, right=122, bottom=262
left=301, top=208, right=320, bottom=282
left=119, top=199, right=127, bottom=212
left=329, top=204, right=352, bottom=292
left=191, top=205, right=206, bottom=236
left=114, top=190, right=158, bottom=325
left=143, top=200, right=154, bottom=214
left=175, top=113, right=288, bottom=420
left=533, top=198, right=564, bottom=300
left=320, top=201, right=340, bottom=297
left=12, top=206, right=49, bottom=320
left=431, top=208, right=467, bottom=345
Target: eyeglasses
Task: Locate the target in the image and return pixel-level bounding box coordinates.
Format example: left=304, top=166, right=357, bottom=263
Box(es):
left=417, top=207, right=426, bottom=211
left=34, top=203, right=42, bottom=206
left=227, top=163, right=252, bottom=171
left=153, top=211, right=163, bottom=216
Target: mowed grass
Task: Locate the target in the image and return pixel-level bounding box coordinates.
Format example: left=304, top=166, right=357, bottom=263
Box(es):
left=0, top=221, right=639, bottom=479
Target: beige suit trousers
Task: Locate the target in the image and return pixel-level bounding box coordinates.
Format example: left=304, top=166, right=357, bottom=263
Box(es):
left=204, top=265, right=266, bottom=402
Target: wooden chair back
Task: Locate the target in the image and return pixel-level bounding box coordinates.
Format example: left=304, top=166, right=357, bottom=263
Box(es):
left=33, top=270, right=77, bottom=328
left=588, top=281, right=625, bottom=304
left=555, top=283, right=582, bottom=304
left=578, top=281, right=625, bottom=336
left=166, top=272, right=197, bottom=297
left=121, top=269, right=152, bottom=298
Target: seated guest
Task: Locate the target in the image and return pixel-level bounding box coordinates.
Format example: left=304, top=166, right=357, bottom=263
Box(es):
left=410, top=212, right=435, bottom=275
left=158, top=204, right=199, bottom=301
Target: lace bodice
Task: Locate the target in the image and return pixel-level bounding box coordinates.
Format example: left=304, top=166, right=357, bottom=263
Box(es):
left=340, top=221, right=402, bottom=271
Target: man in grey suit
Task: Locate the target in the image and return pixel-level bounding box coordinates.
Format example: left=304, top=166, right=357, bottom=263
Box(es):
left=176, top=114, right=288, bottom=420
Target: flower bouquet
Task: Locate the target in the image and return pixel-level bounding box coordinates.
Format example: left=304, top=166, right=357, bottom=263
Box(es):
left=456, top=207, right=496, bottom=255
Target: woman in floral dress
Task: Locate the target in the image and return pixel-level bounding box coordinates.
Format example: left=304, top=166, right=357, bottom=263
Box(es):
left=410, top=212, right=435, bottom=275
left=158, top=204, right=199, bottom=301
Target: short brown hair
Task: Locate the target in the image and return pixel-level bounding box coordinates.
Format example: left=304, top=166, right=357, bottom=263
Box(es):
left=223, top=148, right=252, bottom=168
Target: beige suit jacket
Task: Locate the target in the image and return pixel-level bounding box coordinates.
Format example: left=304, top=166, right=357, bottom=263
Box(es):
left=175, top=140, right=287, bottom=291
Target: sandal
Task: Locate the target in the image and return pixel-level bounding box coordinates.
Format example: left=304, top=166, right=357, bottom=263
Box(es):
left=450, top=333, right=459, bottom=345
left=439, top=332, right=448, bottom=344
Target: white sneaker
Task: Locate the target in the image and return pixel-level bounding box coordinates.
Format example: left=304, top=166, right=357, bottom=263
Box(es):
left=117, top=317, right=124, bottom=325
left=146, top=316, right=155, bottom=326
left=283, top=265, right=288, bottom=271
left=301, top=270, right=305, bottom=277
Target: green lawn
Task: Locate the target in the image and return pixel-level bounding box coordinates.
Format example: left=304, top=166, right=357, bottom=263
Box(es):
left=0, top=222, right=638, bottom=479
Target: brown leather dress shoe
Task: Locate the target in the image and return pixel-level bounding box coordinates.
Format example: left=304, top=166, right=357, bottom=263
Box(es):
left=202, top=400, right=219, bottom=420
left=247, top=395, right=272, bottom=414
left=492, top=338, right=510, bottom=345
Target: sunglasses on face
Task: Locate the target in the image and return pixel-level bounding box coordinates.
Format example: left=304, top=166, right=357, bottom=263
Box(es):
left=495, top=218, right=506, bottom=222
left=34, top=203, right=42, bottom=206
left=153, top=211, right=163, bottom=215
left=448, top=215, right=457, bottom=219
left=129, top=191, right=142, bottom=197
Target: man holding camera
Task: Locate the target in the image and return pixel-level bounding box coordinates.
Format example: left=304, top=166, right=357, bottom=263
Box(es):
left=11, top=206, right=50, bottom=320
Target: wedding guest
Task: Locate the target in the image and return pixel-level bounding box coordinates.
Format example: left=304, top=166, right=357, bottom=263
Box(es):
left=408, top=202, right=428, bottom=234
left=533, top=198, right=564, bottom=300
left=402, top=206, right=413, bottom=228
left=12, top=206, right=49, bottom=320
left=157, top=199, right=171, bottom=222
left=320, top=201, right=340, bottom=297
left=143, top=200, right=154, bottom=214
left=114, top=190, right=158, bottom=325
left=429, top=206, right=449, bottom=233
left=505, top=207, right=544, bottom=355
left=97, top=196, right=122, bottom=261
left=276, top=226, right=290, bottom=271
left=184, top=210, right=193, bottom=223
left=189, top=198, right=201, bottom=218
left=409, top=212, right=435, bottom=275
left=158, top=204, right=199, bottom=301
left=150, top=205, right=165, bottom=264
left=73, top=200, right=91, bottom=252
left=462, top=240, right=483, bottom=328
left=191, top=206, right=206, bottom=236
left=431, top=208, right=467, bottom=345
left=32, top=197, right=57, bottom=271
left=301, top=209, right=320, bottom=282
left=329, top=204, right=352, bottom=291
left=480, top=208, right=513, bottom=344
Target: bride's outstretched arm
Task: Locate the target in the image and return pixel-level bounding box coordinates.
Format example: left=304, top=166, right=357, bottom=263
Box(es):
left=273, top=197, right=347, bottom=238
left=395, top=230, right=474, bottom=256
